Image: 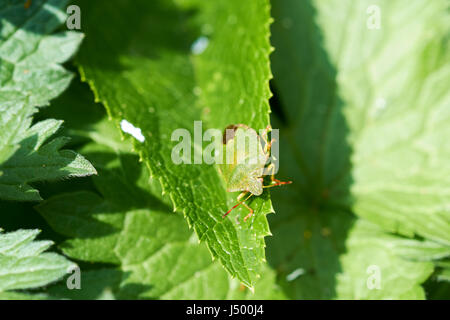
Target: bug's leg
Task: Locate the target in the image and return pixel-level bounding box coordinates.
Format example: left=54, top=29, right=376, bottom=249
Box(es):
left=242, top=202, right=254, bottom=222
left=263, top=163, right=293, bottom=188
left=260, top=125, right=270, bottom=144
left=264, top=138, right=276, bottom=155
left=264, top=179, right=293, bottom=188
left=237, top=191, right=249, bottom=201
left=260, top=125, right=274, bottom=154
left=261, top=130, right=276, bottom=171
left=233, top=192, right=247, bottom=224
left=222, top=191, right=252, bottom=218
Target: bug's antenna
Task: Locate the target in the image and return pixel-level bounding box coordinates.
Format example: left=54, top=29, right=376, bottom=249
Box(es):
left=222, top=193, right=253, bottom=218
left=263, top=179, right=292, bottom=188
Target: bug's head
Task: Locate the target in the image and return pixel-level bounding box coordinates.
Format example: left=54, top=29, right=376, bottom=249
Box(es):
left=222, top=124, right=249, bottom=144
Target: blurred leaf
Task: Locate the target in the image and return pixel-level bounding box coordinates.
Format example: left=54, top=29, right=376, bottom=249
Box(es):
left=0, top=102, right=97, bottom=201
left=47, top=269, right=123, bottom=300
left=0, top=229, right=74, bottom=292
left=75, top=0, right=275, bottom=287
left=0, top=291, right=48, bottom=300
left=437, top=269, right=450, bottom=282
left=268, top=0, right=450, bottom=299
left=336, top=220, right=433, bottom=299
left=434, top=261, right=450, bottom=282
left=0, top=0, right=82, bottom=109
left=0, top=0, right=96, bottom=201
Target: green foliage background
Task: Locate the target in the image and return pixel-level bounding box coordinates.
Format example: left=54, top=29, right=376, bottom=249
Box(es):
left=0, top=0, right=449, bottom=299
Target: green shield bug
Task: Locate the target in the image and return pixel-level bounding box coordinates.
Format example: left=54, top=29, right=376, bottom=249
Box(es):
left=218, top=124, right=292, bottom=222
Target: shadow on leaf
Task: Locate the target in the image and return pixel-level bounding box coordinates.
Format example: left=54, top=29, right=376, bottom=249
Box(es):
left=266, top=0, right=355, bottom=299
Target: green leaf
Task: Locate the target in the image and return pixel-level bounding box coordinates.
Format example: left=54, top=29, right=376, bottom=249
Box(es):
left=0, top=0, right=83, bottom=109
left=266, top=202, right=436, bottom=299
left=0, top=102, right=97, bottom=201
left=388, top=239, right=450, bottom=262
left=75, top=0, right=274, bottom=287
left=0, top=229, right=74, bottom=292
left=336, top=220, right=434, bottom=299
left=267, top=0, right=450, bottom=299
left=47, top=269, right=123, bottom=300
left=37, top=116, right=285, bottom=299
left=434, top=261, right=450, bottom=282
left=0, top=0, right=96, bottom=201
left=275, top=0, right=450, bottom=243
left=437, top=269, right=450, bottom=282
left=0, top=291, right=49, bottom=300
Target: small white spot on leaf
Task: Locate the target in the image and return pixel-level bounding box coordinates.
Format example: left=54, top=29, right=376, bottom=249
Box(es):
left=191, top=36, right=209, bottom=55
left=120, top=119, right=145, bottom=142
left=286, top=268, right=305, bottom=282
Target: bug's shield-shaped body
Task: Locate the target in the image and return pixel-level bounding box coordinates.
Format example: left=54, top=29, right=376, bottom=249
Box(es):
left=218, top=126, right=268, bottom=196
